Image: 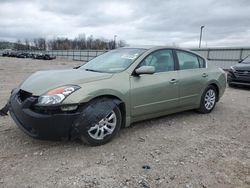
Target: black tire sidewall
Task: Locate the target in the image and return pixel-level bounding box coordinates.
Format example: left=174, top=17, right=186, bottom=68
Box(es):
left=80, top=105, right=122, bottom=146
left=198, top=85, right=217, bottom=113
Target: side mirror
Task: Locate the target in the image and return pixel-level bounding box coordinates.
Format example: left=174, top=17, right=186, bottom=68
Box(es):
left=135, top=66, right=155, bottom=75
left=238, top=59, right=243, bottom=63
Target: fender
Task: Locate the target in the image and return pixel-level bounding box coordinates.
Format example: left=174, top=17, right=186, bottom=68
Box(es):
left=70, top=98, right=121, bottom=139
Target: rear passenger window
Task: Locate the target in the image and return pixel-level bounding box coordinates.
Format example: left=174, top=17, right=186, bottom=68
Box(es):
left=176, top=51, right=200, bottom=70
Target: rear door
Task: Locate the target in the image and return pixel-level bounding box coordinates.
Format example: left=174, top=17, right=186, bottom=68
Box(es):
left=175, top=50, right=208, bottom=107
left=130, top=49, right=179, bottom=116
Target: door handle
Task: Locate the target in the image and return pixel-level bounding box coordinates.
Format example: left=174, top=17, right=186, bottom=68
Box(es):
left=169, top=79, right=177, bottom=84
left=202, top=73, right=208, bottom=77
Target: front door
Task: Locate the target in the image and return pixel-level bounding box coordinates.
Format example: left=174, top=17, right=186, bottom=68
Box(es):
left=130, top=49, right=179, bottom=116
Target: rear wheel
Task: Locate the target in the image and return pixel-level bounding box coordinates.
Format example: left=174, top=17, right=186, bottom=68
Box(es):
left=79, top=99, right=122, bottom=146
left=197, top=85, right=217, bottom=113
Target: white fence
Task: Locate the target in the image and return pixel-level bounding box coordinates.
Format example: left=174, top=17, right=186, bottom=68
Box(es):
left=1, top=47, right=250, bottom=69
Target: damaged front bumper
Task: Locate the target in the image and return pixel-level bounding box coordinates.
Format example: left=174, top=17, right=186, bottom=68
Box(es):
left=9, top=89, right=82, bottom=141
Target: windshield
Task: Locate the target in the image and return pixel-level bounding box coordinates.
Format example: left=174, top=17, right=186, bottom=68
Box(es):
left=80, top=48, right=146, bottom=73
left=242, top=56, right=250, bottom=64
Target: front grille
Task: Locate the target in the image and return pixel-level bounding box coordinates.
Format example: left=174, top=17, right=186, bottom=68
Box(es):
left=32, top=105, right=79, bottom=115
left=235, top=70, right=250, bottom=77
left=18, top=89, right=32, bottom=102
left=32, top=106, right=62, bottom=114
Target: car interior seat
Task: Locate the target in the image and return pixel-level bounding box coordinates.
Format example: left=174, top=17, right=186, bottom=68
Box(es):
left=155, top=56, right=169, bottom=72
left=182, top=61, right=197, bottom=70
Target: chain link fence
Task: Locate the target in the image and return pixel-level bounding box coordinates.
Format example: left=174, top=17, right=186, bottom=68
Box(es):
left=1, top=47, right=250, bottom=69
left=192, top=47, right=250, bottom=69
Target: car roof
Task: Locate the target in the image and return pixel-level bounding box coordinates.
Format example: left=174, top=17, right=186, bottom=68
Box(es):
left=122, top=45, right=157, bottom=50
left=122, top=46, right=203, bottom=58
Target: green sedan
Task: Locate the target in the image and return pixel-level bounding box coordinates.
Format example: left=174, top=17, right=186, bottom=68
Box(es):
left=7, top=46, right=226, bottom=145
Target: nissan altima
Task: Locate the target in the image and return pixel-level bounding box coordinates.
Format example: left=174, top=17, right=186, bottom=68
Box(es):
left=5, top=46, right=226, bottom=145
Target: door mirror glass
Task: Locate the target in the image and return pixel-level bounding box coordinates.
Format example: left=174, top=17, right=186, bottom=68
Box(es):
left=135, top=66, right=155, bottom=75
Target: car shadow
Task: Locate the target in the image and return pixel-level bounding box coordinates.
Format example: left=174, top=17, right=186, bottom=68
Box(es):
left=7, top=110, right=197, bottom=149
left=228, top=85, right=250, bottom=91
left=7, top=109, right=212, bottom=151
left=120, top=110, right=202, bottom=138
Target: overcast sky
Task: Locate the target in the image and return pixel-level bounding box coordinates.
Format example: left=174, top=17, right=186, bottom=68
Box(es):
left=0, top=0, right=250, bottom=47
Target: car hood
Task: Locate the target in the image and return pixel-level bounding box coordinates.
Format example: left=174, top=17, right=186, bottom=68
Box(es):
left=20, top=69, right=113, bottom=95
left=234, top=63, right=250, bottom=71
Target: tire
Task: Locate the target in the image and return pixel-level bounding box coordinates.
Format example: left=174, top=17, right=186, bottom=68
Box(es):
left=197, top=85, right=217, bottom=114
left=79, top=99, right=122, bottom=146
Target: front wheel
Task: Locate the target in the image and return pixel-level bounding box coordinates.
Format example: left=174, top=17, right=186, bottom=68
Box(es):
left=197, top=85, right=217, bottom=114
left=78, top=99, right=122, bottom=146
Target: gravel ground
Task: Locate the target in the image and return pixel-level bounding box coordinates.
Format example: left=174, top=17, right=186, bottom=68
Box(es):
left=0, top=57, right=250, bottom=188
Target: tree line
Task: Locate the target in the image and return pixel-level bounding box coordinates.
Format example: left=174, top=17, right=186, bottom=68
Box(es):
left=10, top=34, right=126, bottom=51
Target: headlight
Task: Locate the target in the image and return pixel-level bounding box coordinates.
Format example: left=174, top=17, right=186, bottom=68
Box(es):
left=37, top=85, right=80, bottom=105
left=230, top=66, right=236, bottom=72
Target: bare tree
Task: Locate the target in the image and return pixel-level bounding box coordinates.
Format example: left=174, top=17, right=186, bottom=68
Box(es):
left=37, top=38, right=46, bottom=50
left=33, top=38, right=39, bottom=49
left=14, top=40, right=22, bottom=50
left=86, top=35, right=94, bottom=49
left=24, top=39, right=30, bottom=50
left=17, top=34, right=126, bottom=50
left=117, top=40, right=127, bottom=48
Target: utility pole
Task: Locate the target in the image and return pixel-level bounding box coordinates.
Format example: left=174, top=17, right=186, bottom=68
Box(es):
left=199, top=26, right=205, bottom=48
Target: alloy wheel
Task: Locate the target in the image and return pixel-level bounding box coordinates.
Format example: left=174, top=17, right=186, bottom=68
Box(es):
left=204, top=89, right=216, bottom=110
left=88, top=110, right=117, bottom=140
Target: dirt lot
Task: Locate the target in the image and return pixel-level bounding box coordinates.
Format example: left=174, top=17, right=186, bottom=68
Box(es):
left=0, top=57, right=249, bottom=188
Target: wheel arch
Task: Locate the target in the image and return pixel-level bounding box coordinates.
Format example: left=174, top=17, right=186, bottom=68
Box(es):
left=87, top=94, right=127, bottom=128
left=208, top=82, right=220, bottom=102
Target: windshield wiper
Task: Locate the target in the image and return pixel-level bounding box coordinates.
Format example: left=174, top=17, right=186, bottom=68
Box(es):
left=84, top=69, right=103, bottom=73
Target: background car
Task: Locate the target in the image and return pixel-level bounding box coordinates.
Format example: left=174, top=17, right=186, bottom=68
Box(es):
left=33, top=53, right=56, bottom=60
left=3, top=52, right=35, bottom=58
left=2, top=51, right=11, bottom=57
left=16, top=52, right=29, bottom=58
left=227, top=55, right=250, bottom=87
left=8, top=51, right=18, bottom=57
left=8, top=46, right=226, bottom=146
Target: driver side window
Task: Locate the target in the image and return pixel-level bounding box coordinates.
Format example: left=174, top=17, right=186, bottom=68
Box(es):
left=140, top=50, right=175, bottom=73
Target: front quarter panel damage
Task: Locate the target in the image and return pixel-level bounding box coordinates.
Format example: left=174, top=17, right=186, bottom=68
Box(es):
left=71, top=98, right=121, bottom=139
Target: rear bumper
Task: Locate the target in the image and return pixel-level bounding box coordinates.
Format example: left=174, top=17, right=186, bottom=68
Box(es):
left=9, top=89, right=81, bottom=141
